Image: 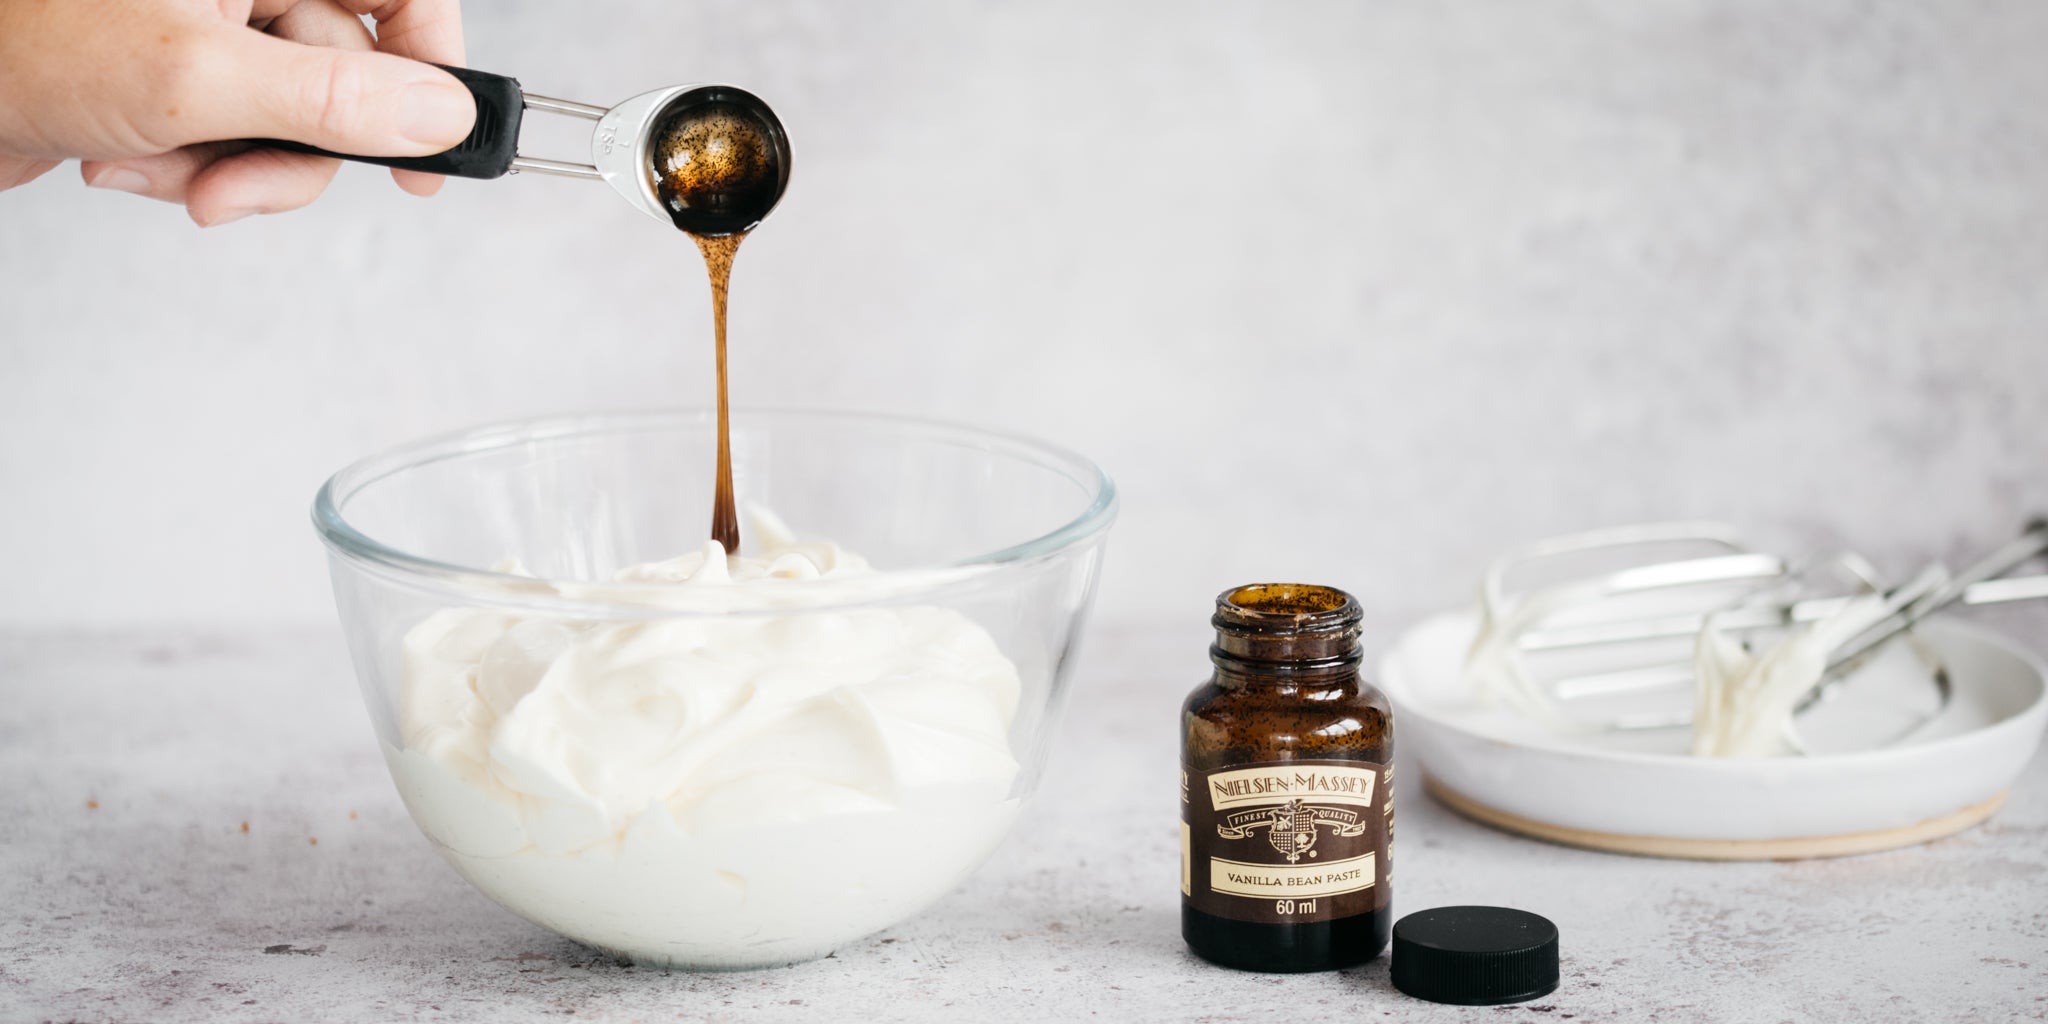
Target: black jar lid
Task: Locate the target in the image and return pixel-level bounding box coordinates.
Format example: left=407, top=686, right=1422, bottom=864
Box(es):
left=1390, top=906, right=1559, bottom=1005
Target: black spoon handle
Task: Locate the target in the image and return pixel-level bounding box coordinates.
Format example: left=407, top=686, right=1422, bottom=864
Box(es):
left=251, top=65, right=525, bottom=179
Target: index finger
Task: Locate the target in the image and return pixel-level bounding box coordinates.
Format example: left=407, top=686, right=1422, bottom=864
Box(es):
left=343, top=0, right=465, bottom=66
left=340, top=0, right=466, bottom=195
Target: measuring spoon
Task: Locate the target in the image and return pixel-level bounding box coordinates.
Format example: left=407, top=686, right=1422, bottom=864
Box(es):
left=259, top=66, right=791, bottom=233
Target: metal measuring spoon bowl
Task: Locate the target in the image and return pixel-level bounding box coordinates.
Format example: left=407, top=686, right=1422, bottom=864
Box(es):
left=652, top=87, right=790, bottom=235
left=590, top=85, right=790, bottom=232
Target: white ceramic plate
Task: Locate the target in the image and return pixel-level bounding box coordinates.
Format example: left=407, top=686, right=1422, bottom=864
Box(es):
left=1379, top=613, right=2048, bottom=859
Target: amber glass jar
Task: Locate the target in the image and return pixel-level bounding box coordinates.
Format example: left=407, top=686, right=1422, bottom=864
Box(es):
left=1181, top=583, right=1394, bottom=973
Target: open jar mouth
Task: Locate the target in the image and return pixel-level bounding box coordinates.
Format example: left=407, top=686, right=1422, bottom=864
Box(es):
left=1215, top=583, right=1361, bottom=626
left=1211, top=582, right=1365, bottom=667
left=311, top=407, right=1118, bottom=619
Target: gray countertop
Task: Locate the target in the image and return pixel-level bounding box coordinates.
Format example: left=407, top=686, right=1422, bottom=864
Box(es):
left=4, top=622, right=2046, bottom=1023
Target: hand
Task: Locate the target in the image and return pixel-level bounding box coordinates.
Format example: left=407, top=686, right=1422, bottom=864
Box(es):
left=0, top=0, right=474, bottom=225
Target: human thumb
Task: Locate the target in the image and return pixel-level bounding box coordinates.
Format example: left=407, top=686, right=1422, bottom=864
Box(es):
left=187, top=29, right=475, bottom=157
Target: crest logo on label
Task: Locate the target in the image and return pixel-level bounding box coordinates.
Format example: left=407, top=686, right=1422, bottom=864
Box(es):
left=1215, top=797, right=1370, bottom=864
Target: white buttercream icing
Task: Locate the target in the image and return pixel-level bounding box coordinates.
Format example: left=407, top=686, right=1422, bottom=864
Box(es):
left=383, top=510, right=1023, bottom=967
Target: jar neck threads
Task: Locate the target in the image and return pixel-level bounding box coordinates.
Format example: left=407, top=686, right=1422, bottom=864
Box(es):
left=1210, top=583, right=1363, bottom=669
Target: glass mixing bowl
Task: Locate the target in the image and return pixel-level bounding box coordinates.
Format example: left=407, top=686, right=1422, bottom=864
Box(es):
left=312, top=409, right=1116, bottom=969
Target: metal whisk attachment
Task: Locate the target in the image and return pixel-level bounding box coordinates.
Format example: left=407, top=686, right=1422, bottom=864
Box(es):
left=1464, top=519, right=2048, bottom=749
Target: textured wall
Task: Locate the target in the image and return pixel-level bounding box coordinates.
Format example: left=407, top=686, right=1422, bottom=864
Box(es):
left=2, top=0, right=2044, bottom=628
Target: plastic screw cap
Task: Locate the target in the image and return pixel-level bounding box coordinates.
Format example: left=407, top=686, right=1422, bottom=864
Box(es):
left=1390, top=906, right=1559, bottom=1005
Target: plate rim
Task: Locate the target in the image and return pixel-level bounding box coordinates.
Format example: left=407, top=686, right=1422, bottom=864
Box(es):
left=1378, top=611, right=2048, bottom=771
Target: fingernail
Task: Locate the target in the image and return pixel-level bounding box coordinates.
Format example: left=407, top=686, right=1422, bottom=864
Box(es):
left=400, top=81, right=475, bottom=147
left=89, top=168, right=151, bottom=194
left=197, top=208, right=256, bottom=228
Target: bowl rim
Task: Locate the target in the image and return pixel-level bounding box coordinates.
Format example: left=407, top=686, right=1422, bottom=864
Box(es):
left=311, top=407, right=1118, bottom=615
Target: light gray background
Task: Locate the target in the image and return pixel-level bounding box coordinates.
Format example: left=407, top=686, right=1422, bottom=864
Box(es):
left=3, top=0, right=2045, bottom=628
left=5, top=5, right=2048, bottom=1020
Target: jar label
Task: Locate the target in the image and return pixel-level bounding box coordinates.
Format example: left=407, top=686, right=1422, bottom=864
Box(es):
left=1182, top=758, right=1392, bottom=924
